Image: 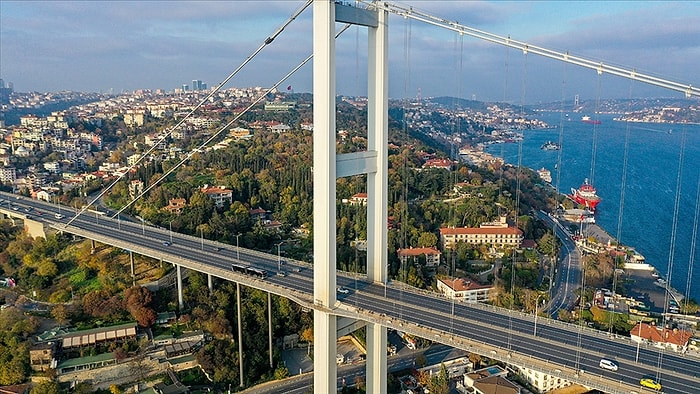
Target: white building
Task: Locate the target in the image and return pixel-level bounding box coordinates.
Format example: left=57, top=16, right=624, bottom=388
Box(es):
left=201, top=185, right=233, bottom=208
left=436, top=278, right=493, bottom=303
left=397, top=247, right=442, bottom=268
left=0, top=166, right=16, bottom=184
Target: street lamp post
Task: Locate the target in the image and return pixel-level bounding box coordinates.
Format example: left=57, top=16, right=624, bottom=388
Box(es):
left=276, top=241, right=284, bottom=273
left=534, top=293, right=545, bottom=337
left=235, top=233, right=242, bottom=262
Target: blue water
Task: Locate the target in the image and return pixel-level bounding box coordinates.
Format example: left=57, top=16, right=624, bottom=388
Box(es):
left=484, top=112, right=700, bottom=301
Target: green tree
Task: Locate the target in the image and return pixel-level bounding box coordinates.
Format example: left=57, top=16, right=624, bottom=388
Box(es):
left=30, top=381, right=60, bottom=394
left=417, top=232, right=438, bottom=248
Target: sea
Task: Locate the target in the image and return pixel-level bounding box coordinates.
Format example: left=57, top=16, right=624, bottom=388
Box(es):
left=484, top=112, right=700, bottom=302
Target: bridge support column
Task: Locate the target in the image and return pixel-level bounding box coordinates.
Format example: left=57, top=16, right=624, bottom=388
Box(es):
left=130, top=251, right=135, bottom=287
left=91, top=239, right=96, bottom=254
left=367, top=323, right=387, bottom=392
left=313, top=1, right=338, bottom=393
left=268, top=292, right=273, bottom=368
left=207, top=274, right=213, bottom=293
left=176, top=264, right=183, bottom=310
left=314, top=310, right=337, bottom=392
left=237, top=282, right=244, bottom=388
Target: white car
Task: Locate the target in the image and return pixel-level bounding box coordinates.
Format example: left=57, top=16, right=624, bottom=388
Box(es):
left=336, top=287, right=349, bottom=294
left=599, top=359, right=618, bottom=371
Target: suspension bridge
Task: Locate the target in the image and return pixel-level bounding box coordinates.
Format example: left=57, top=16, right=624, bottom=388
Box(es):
left=6, top=1, right=700, bottom=393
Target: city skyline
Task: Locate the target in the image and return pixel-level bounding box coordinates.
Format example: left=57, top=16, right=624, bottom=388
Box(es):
left=1, top=1, right=699, bottom=103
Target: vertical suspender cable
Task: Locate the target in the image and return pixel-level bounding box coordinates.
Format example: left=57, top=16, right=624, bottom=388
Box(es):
left=611, top=79, right=634, bottom=333
left=685, top=173, right=700, bottom=313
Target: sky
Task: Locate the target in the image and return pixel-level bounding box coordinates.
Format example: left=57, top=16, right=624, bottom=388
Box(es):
left=1, top=1, right=699, bottom=103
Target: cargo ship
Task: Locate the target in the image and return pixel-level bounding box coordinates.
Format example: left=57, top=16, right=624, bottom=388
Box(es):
left=570, top=178, right=601, bottom=210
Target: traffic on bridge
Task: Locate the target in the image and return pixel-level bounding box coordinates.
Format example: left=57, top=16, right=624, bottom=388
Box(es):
left=2, top=192, right=698, bottom=393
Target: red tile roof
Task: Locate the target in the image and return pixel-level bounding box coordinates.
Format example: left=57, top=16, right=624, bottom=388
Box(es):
left=440, top=227, right=523, bottom=235
left=630, top=322, right=692, bottom=347
left=397, top=247, right=440, bottom=257
left=439, top=278, right=492, bottom=292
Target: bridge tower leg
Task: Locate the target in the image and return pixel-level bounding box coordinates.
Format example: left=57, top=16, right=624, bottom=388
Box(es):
left=176, top=264, right=184, bottom=310
left=313, top=1, right=338, bottom=393
left=313, top=1, right=388, bottom=393
left=366, top=6, right=389, bottom=394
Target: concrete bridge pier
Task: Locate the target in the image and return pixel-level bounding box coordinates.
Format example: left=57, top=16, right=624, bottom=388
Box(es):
left=268, top=292, right=273, bottom=368
left=207, top=274, right=213, bottom=292
left=176, top=264, right=184, bottom=310
left=237, top=282, right=244, bottom=387
left=90, top=239, right=96, bottom=254
left=130, top=251, right=135, bottom=286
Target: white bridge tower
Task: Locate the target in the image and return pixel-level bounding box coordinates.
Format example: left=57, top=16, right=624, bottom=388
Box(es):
left=313, top=1, right=389, bottom=393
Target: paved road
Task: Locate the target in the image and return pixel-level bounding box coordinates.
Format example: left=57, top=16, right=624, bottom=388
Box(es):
left=537, top=211, right=582, bottom=317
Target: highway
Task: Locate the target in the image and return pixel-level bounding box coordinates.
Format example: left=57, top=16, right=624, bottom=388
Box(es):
left=2, top=192, right=698, bottom=393
left=538, top=210, right=583, bottom=316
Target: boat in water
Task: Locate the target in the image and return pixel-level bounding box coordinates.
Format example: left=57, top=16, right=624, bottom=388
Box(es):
left=541, top=141, right=560, bottom=150
left=537, top=167, right=552, bottom=183
left=581, top=115, right=601, bottom=125
left=570, top=178, right=601, bottom=210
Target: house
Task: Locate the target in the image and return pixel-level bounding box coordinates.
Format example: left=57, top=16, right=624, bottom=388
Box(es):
left=0, top=383, right=30, bottom=394
left=630, top=322, right=692, bottom=351
left=29, top=341, right=56, bottom=372
left=163, top=198, right=187, bottom=215
left=129, top=180, right=144, bottom=200
left=460, top=365, right=520, bottom=394
left=349, top=192, right=367, bottom=206
left=397, top=247, right=442, bottom=268
left=422, top=158, right=453, bottom=170
left=201, top=185, right=233, bottom=208
left=436, top=278, right=493, bottom=303
left=249, top=207, right=270, bottom=222
left=156, top=311, right=178, bottom=326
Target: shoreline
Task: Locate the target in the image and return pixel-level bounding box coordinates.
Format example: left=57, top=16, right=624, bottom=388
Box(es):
left=558, top=215, right=688, bottom=312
